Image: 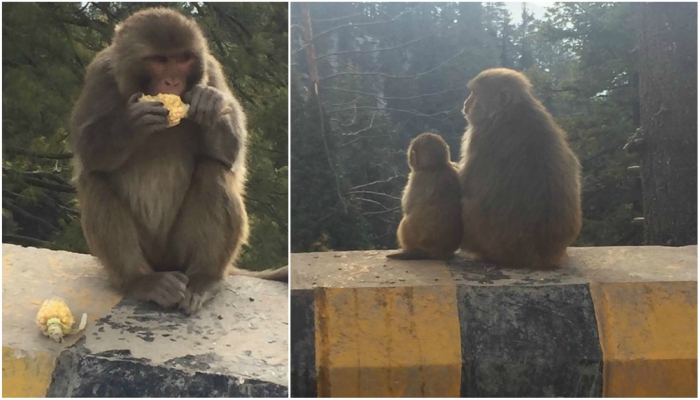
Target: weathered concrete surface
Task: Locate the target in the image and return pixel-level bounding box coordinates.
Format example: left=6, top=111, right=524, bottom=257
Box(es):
left=450, top=245, right=697, bottom=285
left=3, top=244, right=120, bottom=397
left=3, top=244, right=288, bottom=397
left=292, top=250, right=452, bottom=289
left=290, top=246, right=697, bottom=398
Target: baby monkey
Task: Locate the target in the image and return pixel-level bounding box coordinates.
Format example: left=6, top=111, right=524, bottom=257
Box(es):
left=387, top=133, right=463, bottom=260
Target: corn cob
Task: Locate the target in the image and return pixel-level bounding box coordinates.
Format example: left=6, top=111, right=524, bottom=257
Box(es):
left=36, top=297, right=88, bottom=343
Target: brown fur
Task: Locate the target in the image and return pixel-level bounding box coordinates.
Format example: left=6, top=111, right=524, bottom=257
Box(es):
left=70, top=8, right=282, bottom=315
left=458, top=68, right=582, bottom=269
left=387, top=133, right=463, bottom=260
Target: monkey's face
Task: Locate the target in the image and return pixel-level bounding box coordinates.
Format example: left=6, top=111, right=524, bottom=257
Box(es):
left=142, top=53, right=197, bottom=96
left=112, top=8, right=207, bottom=98
left=462, top=93, right=475, bottom=117
left=462, top=90, right=489, bottom=125
left=463, top=79, right=492, bottom=125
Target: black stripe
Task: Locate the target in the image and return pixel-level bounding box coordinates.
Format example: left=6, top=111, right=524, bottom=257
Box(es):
left=291, top=288, right=318, bottom=398
left=455, top=283, right=604, bottom=397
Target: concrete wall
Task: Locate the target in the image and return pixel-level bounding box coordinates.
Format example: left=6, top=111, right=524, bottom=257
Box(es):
left=290, top=246, right=697, bottom=397
left=2, top=244, right=289, bottom=397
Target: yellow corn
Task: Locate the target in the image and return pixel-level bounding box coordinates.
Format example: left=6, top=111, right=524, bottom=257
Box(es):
left=36, top=297, right=87, bottom=342
left=139, top=93, right=190, bottom=127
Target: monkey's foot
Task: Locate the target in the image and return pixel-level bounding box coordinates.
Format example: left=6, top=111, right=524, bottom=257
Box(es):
left=149, top=272, right=187, bottom=308
left=178, top=279, right=223, bottom=315
left=140, top=272, right=189, bottom=309
left=458, top=248, right=490, bottom=261
left=179, top=289, right=220, bottom=315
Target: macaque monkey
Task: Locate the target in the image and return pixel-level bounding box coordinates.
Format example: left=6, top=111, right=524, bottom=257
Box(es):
left=71, top=8, right=285, bottom=315
left=459, top=68, right=582, bottom=269
left=387, top=133, right=463, bottom=260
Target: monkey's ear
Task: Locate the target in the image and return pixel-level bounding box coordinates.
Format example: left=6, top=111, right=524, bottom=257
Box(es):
left=409, top=149, right=418, bottom=169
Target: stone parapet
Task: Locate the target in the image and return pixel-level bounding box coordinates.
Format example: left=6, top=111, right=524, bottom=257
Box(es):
left=290, top=246, right=697, bottom=397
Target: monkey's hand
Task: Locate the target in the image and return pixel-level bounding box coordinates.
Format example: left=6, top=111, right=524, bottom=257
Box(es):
left=183, top=84, right=243, bottom=168
left=183, top=84, right=231, bottom=130
left=126, top=93, right=170, bottom=135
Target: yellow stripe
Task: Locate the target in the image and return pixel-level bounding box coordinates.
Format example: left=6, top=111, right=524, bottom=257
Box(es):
left=315, top=284, right=462, bottom=397
left=2, top=347, right=56, bottom=397
left=590, top=282, right=697, bottom=397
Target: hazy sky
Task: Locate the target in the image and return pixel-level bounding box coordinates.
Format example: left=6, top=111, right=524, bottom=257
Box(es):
left=503, top=2, right=553, bottom=20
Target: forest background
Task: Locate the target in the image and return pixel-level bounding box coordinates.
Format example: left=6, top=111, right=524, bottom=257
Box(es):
left=291, top=2, right=697, bottom=253
left=2, top=2, right=289, bottom=271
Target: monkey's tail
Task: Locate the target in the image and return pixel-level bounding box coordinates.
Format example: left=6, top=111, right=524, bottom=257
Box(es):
left=229, top=266, right=289, bottom=283
left=386, top=251, right=451, bottom=261
left=386, top=251, right=414, bottom=260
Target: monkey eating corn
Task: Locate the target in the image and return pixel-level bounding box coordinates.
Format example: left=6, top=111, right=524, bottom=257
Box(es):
left=139, top=93, right=233, bottom=127
left=36, top=297, right=88, bottom=343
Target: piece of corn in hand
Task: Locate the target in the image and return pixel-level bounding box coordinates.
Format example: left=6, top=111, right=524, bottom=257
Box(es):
left=139, top=93, right=190, bottom=127
left=139, top=93, right=234, bottom=128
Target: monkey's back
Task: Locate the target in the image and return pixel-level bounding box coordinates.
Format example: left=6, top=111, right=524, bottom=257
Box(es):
left=401, top=167, right=463, bottom=258
left=461, top=102, right=581, bottom=267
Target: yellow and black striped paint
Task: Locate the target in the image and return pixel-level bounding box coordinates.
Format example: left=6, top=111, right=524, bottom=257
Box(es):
left=290, top=246, right=697, bottom=398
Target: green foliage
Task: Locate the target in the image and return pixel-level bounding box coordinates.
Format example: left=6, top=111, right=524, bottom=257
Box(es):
left=291, top=2, right=644, bottom=252
left=2, top=3, right=288, bottom=270
left=534, top=2, right=642, bottom=245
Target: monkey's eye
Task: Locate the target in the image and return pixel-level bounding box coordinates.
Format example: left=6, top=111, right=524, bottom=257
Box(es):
left=150, top=55, right=168, bottom=64
left=174, top=53, right=192, bottom=63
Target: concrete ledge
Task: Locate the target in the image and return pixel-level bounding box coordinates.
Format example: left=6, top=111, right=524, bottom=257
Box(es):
left=290, top=246, right=697, bottom=397
left=2, top=244, right=288, bottom=397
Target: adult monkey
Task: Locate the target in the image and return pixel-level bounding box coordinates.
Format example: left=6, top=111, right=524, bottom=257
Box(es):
left=71, top=8, right=286, bottom=315
left=458, top=68, right=582, bottom=269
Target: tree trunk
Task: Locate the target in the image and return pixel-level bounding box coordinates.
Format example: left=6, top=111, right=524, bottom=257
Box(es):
left=637, top=3, right=698, bottom=245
